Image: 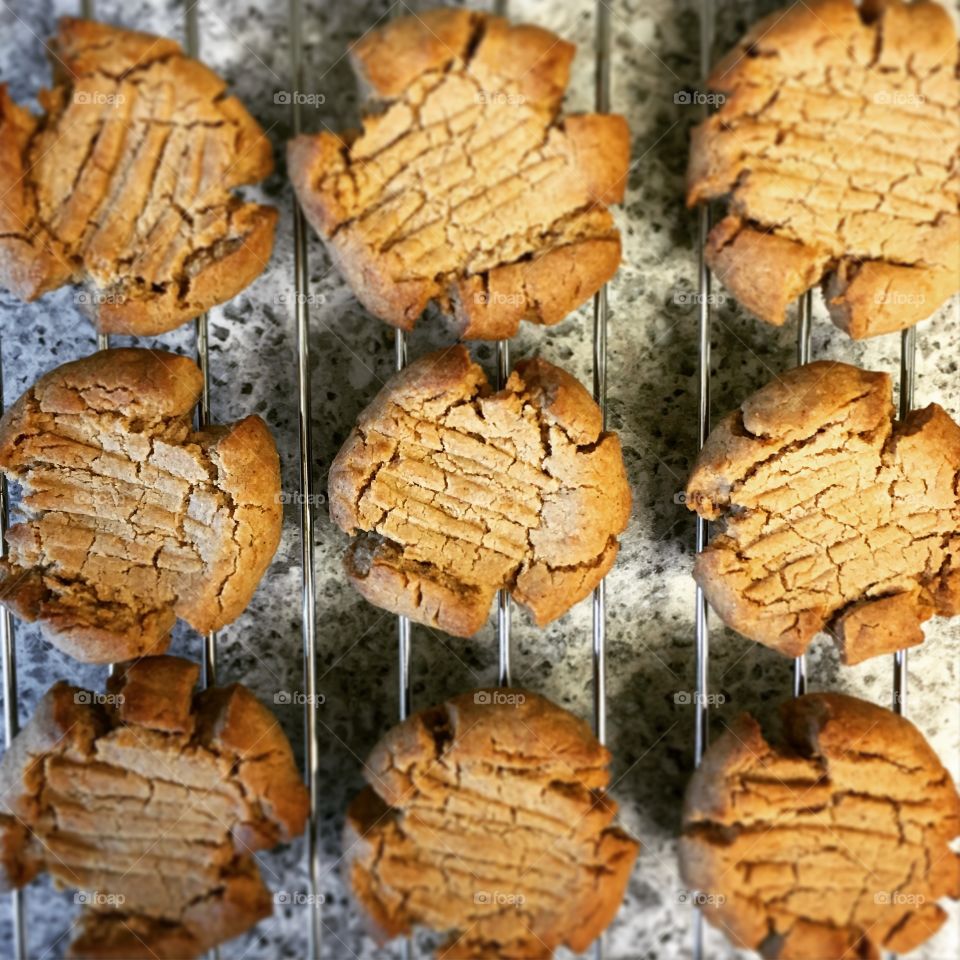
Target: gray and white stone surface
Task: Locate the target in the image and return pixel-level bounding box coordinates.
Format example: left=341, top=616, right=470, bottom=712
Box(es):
left=0, top=0, right=957, bottom=957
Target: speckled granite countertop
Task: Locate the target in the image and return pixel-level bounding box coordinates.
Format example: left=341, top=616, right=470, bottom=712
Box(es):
left=0, top=0, right=957, bottom=957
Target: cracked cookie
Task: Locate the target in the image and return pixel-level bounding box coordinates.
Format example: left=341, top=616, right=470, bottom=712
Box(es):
left=288, top=8, right=629, bottom=339
left=687, top=0, right=960, bottom=338
left=681, top=692, right=960, bottom=959
left=0, top=17, right=276, bottom=335
left=0, top=349, right=282, bottom=663
left=0, top=656, right=309, bottom=959
left=684, top=360, right=960, bottom=663
left=346, top=688, right=639, bottom=958
left=329, top=346, right=631, bottom=636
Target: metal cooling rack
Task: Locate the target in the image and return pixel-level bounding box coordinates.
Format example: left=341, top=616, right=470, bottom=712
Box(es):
left=691, top=1, right=919, bottom=957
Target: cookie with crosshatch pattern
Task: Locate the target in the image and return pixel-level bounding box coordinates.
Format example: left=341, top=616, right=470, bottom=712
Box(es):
left=686, top=0, right=960, bottom=338
left=288, top=7, right=630, bottom=339
left=681, top=693, right=960, bottom=959
left=328, top=346, right=632, bottom=636
left=684, top=360, right=960, bottom=664
left=345, top=688, right=639, bottom=958
left=0, top=656, right=308, bottom=959
left=0, top=349, right=282, bottom=664
left=0, top=17, right=276, bottom=335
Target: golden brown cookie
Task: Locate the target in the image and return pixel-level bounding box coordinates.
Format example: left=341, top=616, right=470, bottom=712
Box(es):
left=328, top=346, right=631, bottom=636
left=288, top=8, right=629, bottom=339
left=0, top=349, right=282, bottom=663
left=687, top=0, right=960, bottom=338
left=0, top=18, right=276, bottom=335
left=0, top=656, right=309, bottom=960
left=684, top=360, right=960, bottom=663
left=681, top=693, right=960, bottom=959
left=346, top=688, right=639, bottom=958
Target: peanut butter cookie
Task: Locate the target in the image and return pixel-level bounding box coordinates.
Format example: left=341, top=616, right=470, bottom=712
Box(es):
left=681, top=693, right=960, bottom=959
left=685, top=360, right=960, bottom=663
left=347, top=688, right=639, bottom=958
left=687, top=0, right=959, bottom=338
left=329, top=346, right=631, bottom=636
left=0, top=656, right=308, bottom=959
left=0, top=349, right=282, bottom=663
left=0, top=18, right=276, bottom=335
left=289, top=8, right=629, bottom=339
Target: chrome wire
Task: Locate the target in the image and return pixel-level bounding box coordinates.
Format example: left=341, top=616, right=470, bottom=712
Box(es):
left=496, top=338, right=512, bottom=687
left=288, top=0, right=322, bottom=955
left=693, top=1, right=715, bottom=956
left=85, top=0, right=105, bottom=358
left=183, top=2, right=218, bottom=691
left=592, top=0, right=611, bottom=748
left=0, top=345, right=25, bottom=959
left=792, top=291, right=813, bottom=698
left=590, top=3, right=612, bottom=957
left=893, top=325, right=917, bottom=718
left=394, top=330, right=413, bottom=723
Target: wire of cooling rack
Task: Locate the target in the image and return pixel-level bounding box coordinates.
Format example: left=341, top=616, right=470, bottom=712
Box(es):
left=589, top=5, right=612, bottom=958
left=690, top=2, right=716, bottom=956
left=893, top=325, right=916, bottom=719
left=792, top=291, right=813, bottom=698
left=0, top=351, right=24, bottom=960
left=496, top=339, right=512, bottom=687
left=886, top=325, right=917, bottom=960
left=692, top=0, right=714, bottom=767
left=184, top=4, right=219, bottom=694
left=86, top=0, right=108, bottom=357
left=493, top=0, right=512, bottom=703
left=288, top=0, right=323, bottom=956
left=591, top=0, right=611, bottom=759
left=395, top=329, right=413, bottom=723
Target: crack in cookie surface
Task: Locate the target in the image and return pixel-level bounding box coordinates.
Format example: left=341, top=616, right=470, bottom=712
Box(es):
left=0, top=18, right=276, bottom=335
left=328, top=346, right=631, bottom=636
left=681, top=693, right=960, bottom=959
left=346, top=689, right=639, bottom=958
left=288, top=8, right=629, bottom=339
left=684, top=360, right=960, bottom=663
left=687, top=0, right=960, bottom=338
left=0, top=656, right=308, bottom=960
left=0, top=349, right=282, bottom=663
